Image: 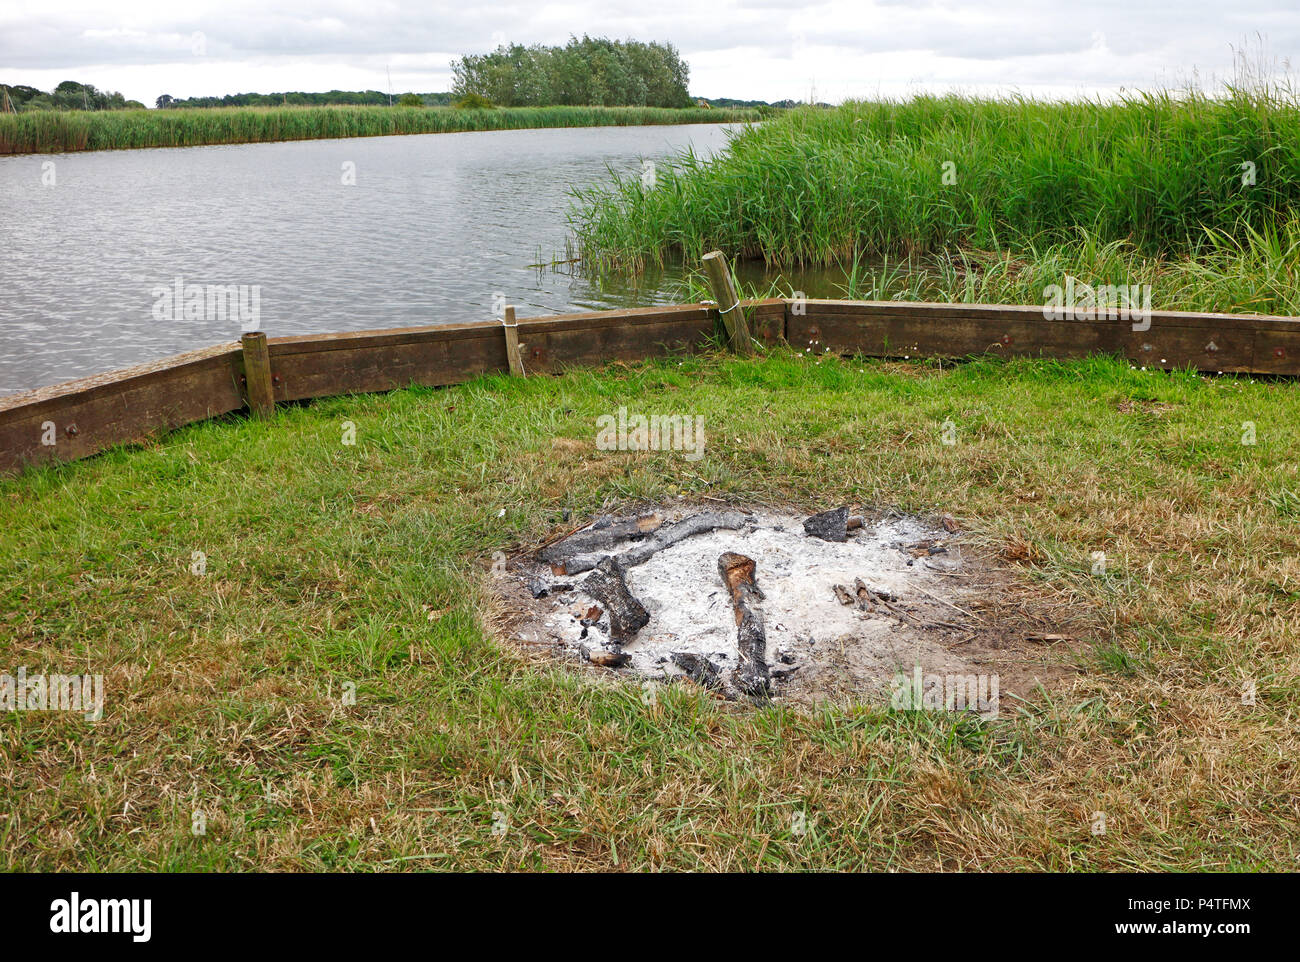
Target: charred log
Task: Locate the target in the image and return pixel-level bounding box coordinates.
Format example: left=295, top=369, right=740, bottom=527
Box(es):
left=717, top=551, right=770, bottom=698
left=560, top=511, right=752, bottom=575
left=670, top=652, right=723, bottom=689
left=539, top=513, right=663, bottom=566
left=580, top=557, right=649, bottom=645
left=804, top=506, right=851, bottom=542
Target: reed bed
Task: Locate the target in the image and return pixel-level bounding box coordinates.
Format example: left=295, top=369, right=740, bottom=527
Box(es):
left=572, top=90, right=1300, bottom=269
left=0, top=104, right=757, bottom=155
left=681, top=219, right=1300, bottom=318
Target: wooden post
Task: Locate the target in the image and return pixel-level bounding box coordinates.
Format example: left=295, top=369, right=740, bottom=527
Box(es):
left=502, top=306, right=526, bottom=376
left=702, top=251, right=753, bottom=355
left=240, top=332, right=275, bottom=418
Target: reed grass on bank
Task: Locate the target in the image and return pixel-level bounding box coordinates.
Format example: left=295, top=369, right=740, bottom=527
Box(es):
left=572, top=90, right=1300, bottom=269
left=684, top=219, right=1300, bottom=318
left=0, top=104, right=758, bottom=154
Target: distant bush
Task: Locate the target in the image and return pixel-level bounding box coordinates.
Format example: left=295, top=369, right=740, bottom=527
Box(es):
left=453, top=93, right=496, bottom=110
left=397, top=93, right=423, bottom=107
left=452, top=36, right=692, bottom=108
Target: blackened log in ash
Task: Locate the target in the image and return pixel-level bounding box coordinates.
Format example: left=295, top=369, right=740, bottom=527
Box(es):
left=582, top=646, right=630, bottom=668
left=803, top=506, right=864, bottom=542
left=539, top=514, right=663, bottom=567
left=559, top=511, right=752, bottom=575
left=717, top=551, right=770, bottom=698
left=580, top=556, right=649, bottom=646
left=670, top=652, right=723, bottom=690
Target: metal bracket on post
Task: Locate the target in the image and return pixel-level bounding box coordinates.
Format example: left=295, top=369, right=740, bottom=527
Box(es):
left=701, top=250, right=753, bottom=355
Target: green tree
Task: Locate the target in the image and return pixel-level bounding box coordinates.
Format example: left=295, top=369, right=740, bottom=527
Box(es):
left=451, top=36, right=691, bottom=108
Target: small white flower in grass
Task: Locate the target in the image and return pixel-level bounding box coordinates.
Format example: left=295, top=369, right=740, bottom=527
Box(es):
left=498, top=508, right=506, bottom=517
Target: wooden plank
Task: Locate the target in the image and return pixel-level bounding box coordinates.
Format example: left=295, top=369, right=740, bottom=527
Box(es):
left=267, top=320, right=503, bottom=354
left=795, top=298, right=1300, bottom=332
left=745, top=298, right=786, bottom=347
left=1, top=298, right=1295, bottom=477
left=513, top=300, right=781, bottom=371
left=514, top=303, right=714, bottom=334
left=1120, top=323, right=1255, bottom=373
left=0, top=343, right=243, bottom=474
left=790, top=300, right=1300, bottom=374
left=1250, top=329, right=1300, bottom=376
left=270, top=325, right=506, bottom=401
left=268, top=305, right=727, bottom=400
left=514, top=309, right=711, bottom=375
left=793, top=306, right=1126, bottom=359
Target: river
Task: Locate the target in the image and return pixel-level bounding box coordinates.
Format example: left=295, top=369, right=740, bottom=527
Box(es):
left=0, top=123, right=742, bottom=396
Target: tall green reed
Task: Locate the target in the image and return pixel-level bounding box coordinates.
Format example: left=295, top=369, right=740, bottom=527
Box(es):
left=571, top=88, right=1300, bottom=270
left=0, top=105, right=758, bottom=155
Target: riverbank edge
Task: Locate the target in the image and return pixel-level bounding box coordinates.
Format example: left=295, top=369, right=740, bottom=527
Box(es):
left=0, top=104, right=759, bottom=155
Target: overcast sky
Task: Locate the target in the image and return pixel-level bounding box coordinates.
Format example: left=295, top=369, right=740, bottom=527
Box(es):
left=2, top=1, right=1296, bottom=105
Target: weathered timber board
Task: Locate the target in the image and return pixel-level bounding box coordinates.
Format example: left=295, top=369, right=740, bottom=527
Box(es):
left=0, top=304, right=757, bottom=474
left=266, top=305, right=729, bottom=391
left=1251, top=329, right=1300, bottom=376
left=270, top=324, right=507, bottom=401
left=516, top=304, right=713, bottom=374
left=793, top=299, right=1300, bottom=331
left=0, top=343, right=244, bottom=474
left=790, top=300, right=1300, bottom=373
left=2, top=299, right=1295, bottom=477
left=743, top=299, right=787, bottom=347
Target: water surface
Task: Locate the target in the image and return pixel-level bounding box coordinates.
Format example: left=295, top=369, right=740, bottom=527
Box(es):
left=0, top=124, right=741, bottom=395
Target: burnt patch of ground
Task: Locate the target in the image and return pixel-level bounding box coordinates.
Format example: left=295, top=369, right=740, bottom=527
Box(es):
left=493, top=503, right=1085, bottom=711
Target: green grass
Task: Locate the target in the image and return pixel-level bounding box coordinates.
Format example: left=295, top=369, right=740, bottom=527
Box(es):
left=0, top=104, right=758, bottom=154
left=571, top=90, right=1300, bottom=269
left=2, top=350, right=1297, bottom=870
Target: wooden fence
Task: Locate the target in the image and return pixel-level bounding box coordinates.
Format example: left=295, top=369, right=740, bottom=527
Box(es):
left=2, top=285, right=1296, bottom=475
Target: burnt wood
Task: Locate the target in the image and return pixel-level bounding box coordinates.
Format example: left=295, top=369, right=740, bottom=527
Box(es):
left=718, top=551, right=770, bottom=698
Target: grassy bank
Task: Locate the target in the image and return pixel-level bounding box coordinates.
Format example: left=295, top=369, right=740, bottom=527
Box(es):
left=572, top=91, right=1300, bottom=269
left=2, top=350, right=1297, bottom=870
left=0, top=104, right=758, bottom=155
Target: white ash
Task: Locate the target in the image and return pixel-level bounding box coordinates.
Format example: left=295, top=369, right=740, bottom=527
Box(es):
left=527, top=509, right=981, bottom=703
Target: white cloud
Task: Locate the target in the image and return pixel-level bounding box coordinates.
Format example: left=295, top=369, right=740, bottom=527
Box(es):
left=1, top=0, right=1296, bottom=104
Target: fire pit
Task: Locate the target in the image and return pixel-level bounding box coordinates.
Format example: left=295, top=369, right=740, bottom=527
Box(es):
left=496, top=504, right=1074, bottom=711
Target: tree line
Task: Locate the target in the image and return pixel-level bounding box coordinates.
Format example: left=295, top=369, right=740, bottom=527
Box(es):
left=154, top=91, right=454, bottom=109
left=451, top=37, right=692, bottom=108
left=1, top=81, right=144, bottom=112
